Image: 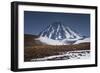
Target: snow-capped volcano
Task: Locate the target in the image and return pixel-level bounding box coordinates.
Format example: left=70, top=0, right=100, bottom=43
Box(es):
left=35, top=22, right=89, bottom=45
left=39, top=22, right=82, bottom=40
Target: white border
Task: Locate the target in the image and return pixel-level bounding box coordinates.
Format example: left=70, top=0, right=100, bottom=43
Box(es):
left=18, top=5, right=96, bottom=68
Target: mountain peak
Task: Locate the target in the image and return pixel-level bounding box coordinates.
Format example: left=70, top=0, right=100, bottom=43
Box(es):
left=49, top=22, right=64, bottom=29
left=52, top=21, right=62, bottom=25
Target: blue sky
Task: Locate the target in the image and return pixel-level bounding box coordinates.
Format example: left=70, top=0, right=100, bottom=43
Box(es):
left=24, top=11, right=90, bottom=37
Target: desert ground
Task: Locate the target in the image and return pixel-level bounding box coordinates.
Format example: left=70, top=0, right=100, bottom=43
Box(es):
left=24, top=34, right=90, bottom=61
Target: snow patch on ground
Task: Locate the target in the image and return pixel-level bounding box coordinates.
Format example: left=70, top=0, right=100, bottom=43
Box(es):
left=31, top=50, right=90, bottom=61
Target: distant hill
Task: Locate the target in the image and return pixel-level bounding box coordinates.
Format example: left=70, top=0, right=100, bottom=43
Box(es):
left=24, top=34, right=40, bottom=47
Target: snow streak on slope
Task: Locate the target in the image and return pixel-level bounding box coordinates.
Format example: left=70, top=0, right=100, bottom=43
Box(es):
left=74, top=38, right=90, bottom=44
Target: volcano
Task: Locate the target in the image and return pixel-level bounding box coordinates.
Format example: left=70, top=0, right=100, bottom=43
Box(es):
left=35, top=22, right=89, bottom=45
